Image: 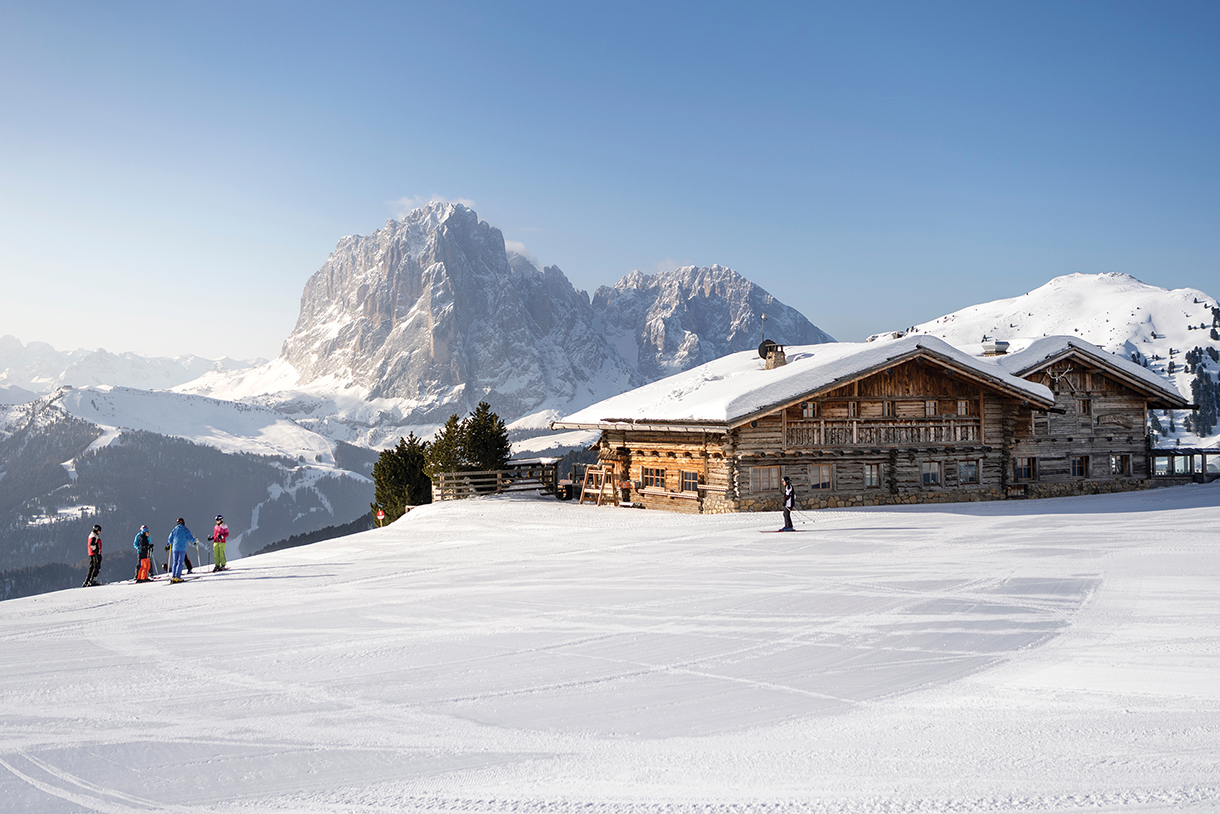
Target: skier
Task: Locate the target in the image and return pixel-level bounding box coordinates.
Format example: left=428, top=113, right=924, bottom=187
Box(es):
left=82, top=524, right=102, bottom=587
left=209, top=515, right=229, bottom=572
left=166, top=518, right=197, bottom=584
left=780, top=476, right=796, bottom=531
left=163, top=543, right=193, bottom=575
left=133, top=524, right=153, bottom=582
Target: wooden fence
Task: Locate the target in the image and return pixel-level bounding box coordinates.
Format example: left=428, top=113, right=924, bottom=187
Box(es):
left=430, top=462, right=558, bottom=501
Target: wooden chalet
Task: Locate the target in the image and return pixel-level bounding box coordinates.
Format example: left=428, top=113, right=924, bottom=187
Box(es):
left=996, top=337, right=1195, bottom=496
left=550, top=334, right=1192, bottom=514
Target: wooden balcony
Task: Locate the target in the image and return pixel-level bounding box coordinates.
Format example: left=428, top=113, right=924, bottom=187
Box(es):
left=785, top=418, right=981, bottom=448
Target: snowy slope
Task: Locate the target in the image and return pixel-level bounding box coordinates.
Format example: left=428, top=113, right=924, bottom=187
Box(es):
left=872, top=273, right=1220, bottom=447
left=53, top=385, right=336, bottom=463
left=1, top=487, right=1219, bottom=811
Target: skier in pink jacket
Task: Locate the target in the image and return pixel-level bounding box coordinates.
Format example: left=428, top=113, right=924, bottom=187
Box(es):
left=209, top=515, right=230, bottom=572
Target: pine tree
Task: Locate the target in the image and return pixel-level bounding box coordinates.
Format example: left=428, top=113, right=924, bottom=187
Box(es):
left=463, top=401, right=512, bottom=472
left=424, top=414, right=467, bottom=478
left=372, top=433, right=432, bottom=522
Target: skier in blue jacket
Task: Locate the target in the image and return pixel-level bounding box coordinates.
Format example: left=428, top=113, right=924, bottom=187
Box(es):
left=166, top=518, right=197, bottom=583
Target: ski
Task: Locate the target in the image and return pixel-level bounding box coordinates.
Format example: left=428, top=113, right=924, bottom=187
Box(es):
left=760, top=529, right=808, bottom=533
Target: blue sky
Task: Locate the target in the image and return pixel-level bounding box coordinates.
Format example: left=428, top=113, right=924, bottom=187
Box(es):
left=1, top=1, right=1217, bottom=360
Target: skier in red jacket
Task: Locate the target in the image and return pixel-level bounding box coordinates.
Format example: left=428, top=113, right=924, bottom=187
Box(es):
left=83, top=524, right=102, bottom=587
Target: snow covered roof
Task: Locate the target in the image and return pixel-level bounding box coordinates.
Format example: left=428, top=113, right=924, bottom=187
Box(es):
left=996, top=336, right=1191, bottom=409
left=553, top=335, right=1055, bottom=431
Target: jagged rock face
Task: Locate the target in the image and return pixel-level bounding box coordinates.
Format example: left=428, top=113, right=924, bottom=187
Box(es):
left=592, top=265, right=835, bottom=381
left=281, top=203, right=638, bottom=422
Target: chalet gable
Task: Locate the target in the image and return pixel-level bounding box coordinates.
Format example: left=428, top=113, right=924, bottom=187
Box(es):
left=999, top=337, right=1190, bottom=410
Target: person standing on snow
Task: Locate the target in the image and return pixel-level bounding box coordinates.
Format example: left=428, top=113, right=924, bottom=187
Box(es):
left=781, top=476, right=796, bottom=531
left=166, top=518, right=197, bottom=583
left=133, top=524, right=153, bottom=582
left=82, top=524, right=103, bottom=587
left=209, top=515, right=229, bottom=572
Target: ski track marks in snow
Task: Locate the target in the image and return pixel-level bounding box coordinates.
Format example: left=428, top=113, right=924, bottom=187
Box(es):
left=1, top=487, right=1220, bottom=812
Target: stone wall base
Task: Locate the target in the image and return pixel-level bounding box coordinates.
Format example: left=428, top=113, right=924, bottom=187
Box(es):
left=688, top=477, right=1153, bottom=514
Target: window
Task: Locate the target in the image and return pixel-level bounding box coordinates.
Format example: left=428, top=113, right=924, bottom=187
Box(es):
left=801, top=402, right=817, bottom=418
left=925, top=400, right=938, bottom=417
left=957, top=400, right=971, bottom=416
left=864, top=463, right=881, bottom=488
left=1014, top=457, right=1036, bottom=482
left=751, top=465, right=781, bottom=492
left=810, top=464, right=832, bottom=490
left=1071, top=456, right=1089, bottom=478
left=1152, top=456, right=1170, bottom=476
left=959, top=460, right=979, bottom=484
left=681, top=471, right=700, bottom=492
left=1077, top=398, right=1092, bottom=415
left=848, top=401, right=858, bottom=418
left=883, top=400, right=893, bottom=417
left=1111, top=454, right=1131, bottom=476
left=921, top=461, right=941, bottom=486
left=642, top=467, right=666, bottom=489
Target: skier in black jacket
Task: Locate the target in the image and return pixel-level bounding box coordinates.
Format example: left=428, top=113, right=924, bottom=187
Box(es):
left=83, top=525, right=102, bottom=587
left=781, top=477, right=796, bottom=531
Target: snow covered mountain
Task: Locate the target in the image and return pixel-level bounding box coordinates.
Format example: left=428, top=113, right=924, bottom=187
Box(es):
left=0, top=334, right=260, bottom=396
left=870, top=273, right=1220, bottom=447
left=180, top=203, right=831, bottom=447
left=592, top=264, right=833, bottom=381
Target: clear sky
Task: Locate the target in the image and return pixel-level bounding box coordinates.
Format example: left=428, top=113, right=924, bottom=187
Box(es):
left=1, top=1, right=1217, bottom=361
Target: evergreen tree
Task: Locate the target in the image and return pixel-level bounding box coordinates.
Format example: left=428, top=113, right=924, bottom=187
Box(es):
left=463, top=401, right=512, bottom=472
left=424, top=414, right=467, bottom=477
left=371, top=433, right=432, bottom=522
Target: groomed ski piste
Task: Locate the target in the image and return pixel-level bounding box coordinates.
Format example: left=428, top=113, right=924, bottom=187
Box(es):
left=2, top=484, right=1219, bottom=813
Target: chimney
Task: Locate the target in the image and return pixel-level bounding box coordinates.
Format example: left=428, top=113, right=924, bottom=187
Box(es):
left=982, top=339, right=1010, bottom=357
left=766, top=345, right=787, bottom=369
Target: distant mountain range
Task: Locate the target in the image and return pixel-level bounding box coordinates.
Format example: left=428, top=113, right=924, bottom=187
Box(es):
left=0, top=335, right=261, bottom=399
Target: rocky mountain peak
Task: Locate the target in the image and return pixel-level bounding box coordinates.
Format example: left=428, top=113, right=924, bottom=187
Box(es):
left=592, top=264, right=834, bottom=381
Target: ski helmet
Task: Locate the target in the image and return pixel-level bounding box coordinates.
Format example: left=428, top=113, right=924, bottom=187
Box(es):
left=140, top=524, right=148, bottom=532
left=92, top=524, right=101, bottom=532
left=215, top=515, right=223, bottom=523
left=176, top=518, right=185, bottom=525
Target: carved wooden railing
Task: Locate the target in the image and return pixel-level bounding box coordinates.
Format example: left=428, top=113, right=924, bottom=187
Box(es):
left=785, top=418, right=981, bottom=448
